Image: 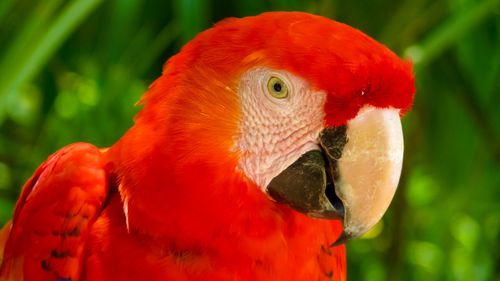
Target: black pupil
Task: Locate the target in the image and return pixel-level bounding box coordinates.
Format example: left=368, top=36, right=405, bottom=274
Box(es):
left=273, top=82, right=282, bottom=92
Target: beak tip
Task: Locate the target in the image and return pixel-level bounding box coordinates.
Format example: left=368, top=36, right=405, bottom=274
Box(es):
left=330, top=231, right=349, bottom=247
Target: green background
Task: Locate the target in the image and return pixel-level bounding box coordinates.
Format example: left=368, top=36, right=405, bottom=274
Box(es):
left=0, top=0, right=499, bottom=280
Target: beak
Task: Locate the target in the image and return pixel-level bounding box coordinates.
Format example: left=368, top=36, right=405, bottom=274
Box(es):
left=266, top=106, right=404, bottom=246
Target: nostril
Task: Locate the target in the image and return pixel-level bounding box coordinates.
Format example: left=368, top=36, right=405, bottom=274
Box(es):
left=325, top=181, right=344, bottom=217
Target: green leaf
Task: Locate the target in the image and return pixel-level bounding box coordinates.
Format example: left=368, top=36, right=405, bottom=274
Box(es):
left=0, top=0, right=104, bottom=124
left=405, top=0, right=500, bottom=69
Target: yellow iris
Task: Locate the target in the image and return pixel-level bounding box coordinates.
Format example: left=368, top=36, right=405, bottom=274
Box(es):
left=267, top=76, right=288, bottom=99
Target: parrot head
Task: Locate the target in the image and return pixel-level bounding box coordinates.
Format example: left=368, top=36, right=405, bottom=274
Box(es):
left=121, top=12, right=415, bottom=246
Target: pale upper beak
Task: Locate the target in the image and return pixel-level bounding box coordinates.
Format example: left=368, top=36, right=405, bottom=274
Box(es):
left=267, top=106, right=404, bottom=246
left=331, top=106, right=404, bottom=245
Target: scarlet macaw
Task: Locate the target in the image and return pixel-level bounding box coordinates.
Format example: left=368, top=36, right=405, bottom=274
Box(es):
left=0, top=12, right=415, bottom=281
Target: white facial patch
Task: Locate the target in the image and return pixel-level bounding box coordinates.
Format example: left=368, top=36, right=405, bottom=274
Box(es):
left=234, top=67, right=327, bottom=190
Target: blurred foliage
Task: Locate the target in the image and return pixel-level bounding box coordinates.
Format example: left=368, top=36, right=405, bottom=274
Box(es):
left=0, top=0, right=499, bottom=280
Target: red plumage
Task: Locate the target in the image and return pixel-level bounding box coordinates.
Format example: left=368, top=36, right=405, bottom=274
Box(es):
left=0, top=12, right=415, bottom=281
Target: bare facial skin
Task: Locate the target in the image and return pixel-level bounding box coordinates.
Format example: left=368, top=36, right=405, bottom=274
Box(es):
left=235, top=67, right=326, bottom=189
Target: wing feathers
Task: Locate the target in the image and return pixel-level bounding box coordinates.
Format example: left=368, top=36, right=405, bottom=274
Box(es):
left=0, top=143, right=109, bottom=281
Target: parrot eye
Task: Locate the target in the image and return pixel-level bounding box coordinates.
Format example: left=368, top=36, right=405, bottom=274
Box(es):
left=267, top=76, right=288, bottom=99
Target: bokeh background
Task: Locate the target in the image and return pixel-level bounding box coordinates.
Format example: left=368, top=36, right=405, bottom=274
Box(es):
left=0, top=0, right=499, bottom=280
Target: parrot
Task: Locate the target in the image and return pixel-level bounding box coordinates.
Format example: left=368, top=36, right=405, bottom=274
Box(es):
left=0, top=11, right=415, bottom=281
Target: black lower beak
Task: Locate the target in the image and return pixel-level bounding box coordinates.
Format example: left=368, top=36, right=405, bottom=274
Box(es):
left=266, top=126, right=347, bottom=220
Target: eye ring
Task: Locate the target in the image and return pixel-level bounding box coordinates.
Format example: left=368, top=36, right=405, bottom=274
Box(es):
left=267, top=76, right=288, bottom=99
